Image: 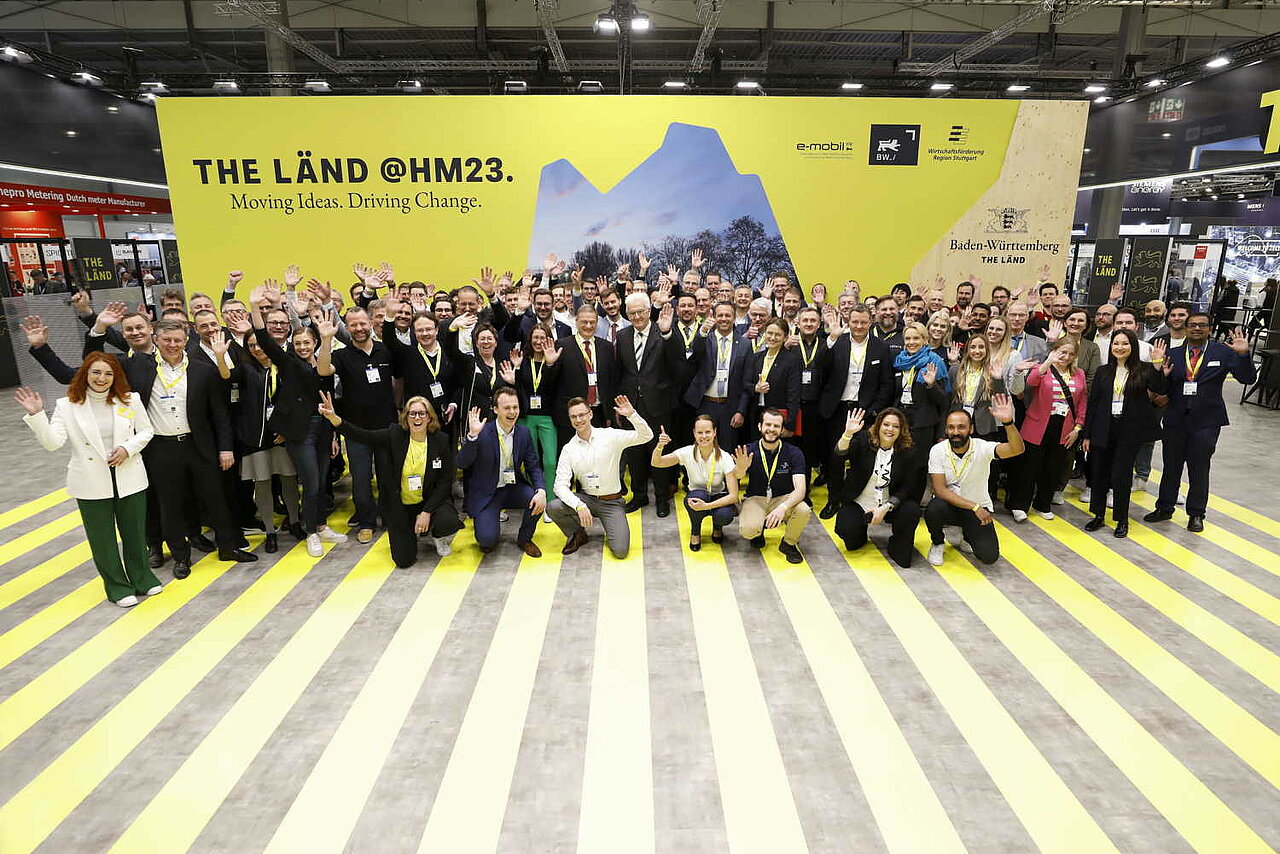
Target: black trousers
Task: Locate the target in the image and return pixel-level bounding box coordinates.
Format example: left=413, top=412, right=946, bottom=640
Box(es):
left=1156, top=424, right=1220, bottom=518
left=924, top=500, right=1000, bottom=565
left=797, top=401, right=827, bottom=477
left=391, top=501, right=463, bottom=568
left=624, top=409, right=672, bottom=504
left=824, top=401, right=860, bottom=508
left=1089, top=433, right=1141, bottom=522
left=835, top=499, right=920, bottom=568
left=1009, top=415, right=1069, bottom=513
left=143, top=437, right=239, bottom=562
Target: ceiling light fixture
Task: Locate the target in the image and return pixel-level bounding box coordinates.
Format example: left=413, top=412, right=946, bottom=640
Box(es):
left=73, top=72, right=103, bottom=86
left=212, top=80, right=240, bottom=93
left=140, top=80, right=168, bottom=93
left=841, top=82, right=864, bottom=90
left=1205, top=56, right=1231, bottom=69
left=64, top=130, right=78, bottom=137
left=594, top=13, right=618, bottom=34
left=577, top=80, right=605, bottom=93
left=1006, top=83, right=1030, bottom=92
left=1161, top=132, right=1171, bottom=138
left=630, top=13, right=651, bottom=31
left=1145, top=78, right=1166, bottom=88
left=930, top=82, right=954, bottom=91
left=1093, top=96, right=1111, bottom=103
left=736, top=80, right=760, bottom=89
left=399, top=79, right=423, bottom=92
left=1084, top=83, right=1107, bottom=93
left=503, top=80, right=528, bottom=93
left=1, top=45, right=33, bottom=63
left=303, top=80, right=330, bottom=92
left=662, top=80, right=688, bottom=89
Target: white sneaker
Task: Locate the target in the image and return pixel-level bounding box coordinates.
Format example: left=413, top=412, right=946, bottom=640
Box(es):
left=1080, top=487, right=1092, bottom=503
left=306, top=534, right=323, bottom=557
left=1011, top=510, right=1028, bottom=523
left=116, top=595, right=139, bottom=608
left=317, top=526, right=347, bottom=543
left=145, top=585, right=163, bottom=596
left=1036, top=510, right=1055, bottom=520
left=927, top=544, right=945, bottom=567
left=956, top=538, right=973, bottom=555
left=542, top=512, right=552, bottom=523
left=500, top=510, right=510, bottom=523
left=433, top=534, right=455, bottom=557
left=1133, top=477, right=1148, bottom=493
left=1051, top=491, right=1065, bottom=506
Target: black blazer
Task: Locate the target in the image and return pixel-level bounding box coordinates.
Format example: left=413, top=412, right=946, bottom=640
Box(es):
left=553, top=334, right=619, bottom=426
left=503, top=311, right=572, bottom=347
left=382, top=319, right=458, bottom=418
left=890, top=365, right=950, bottom=439
left=833, top=432, right=926, bottom=507
left=336, top=423, right=455, bottom=528
left=29, top=343, right=77, bottom=385
left=818, top=335, right=895, bottom=418
left=254, top=330, right=330, bottom=444
left=512, top=356, right=561, bottom=418
left=683, top=330, right=751, bottom=413
left=745, top=347, right=803, bottom=429
left=1084, top=361, right=1168, bottom=448
left=616, top=324, right=686, bottom=422
left=792, top=334, right=831, bottom=405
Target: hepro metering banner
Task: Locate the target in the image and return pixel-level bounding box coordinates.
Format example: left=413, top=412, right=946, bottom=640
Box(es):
left=156, top=95, right=1087, bottom=296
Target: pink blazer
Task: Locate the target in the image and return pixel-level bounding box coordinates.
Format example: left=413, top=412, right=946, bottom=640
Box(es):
left=1021, top=366, right=1087, bottom=445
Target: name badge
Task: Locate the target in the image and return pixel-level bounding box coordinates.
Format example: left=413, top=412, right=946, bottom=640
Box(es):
left=901, top=388, right=914, bottom=405
left=406, top=474, right=423, bottom=491
left=715, top=369, right=729, bottom=383
left=429, top=381, right=444, bottom=398
left=500, top=468, right=516, bottom=486
left=528, top=394, right=542, bottom=410
left=870, top=359, right=881, bottom=366
left=230, top=386, right=240, bottom=403
left=801, top=370, right=812, bottom=385
left=1183, top=381, right=1198, bottom=396
left=265, top=404, right=275, bottom=422
left=963, top=404, right=974, bottom=415
left=1112, top=399, right=1124, bottom=415
left=584, top=472, right=602, bottom=491
left=365, top=365, right=381, bottom=384
left=766, top=486, right=773, bottom=500
left=117, top=405, right=134, bottom=419
left=1051, top=401, right=1069, bottom=416
left=1207, top=360, right=1221, bottom=367
left=431, top=458, right=442, bottom=469
left=685, top=349, right=693, bottom=359
left=587, top=371, right=598, bottom=385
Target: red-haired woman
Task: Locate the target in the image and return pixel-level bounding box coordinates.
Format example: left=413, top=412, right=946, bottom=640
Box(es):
left=16, top=353, right=163, bottom=607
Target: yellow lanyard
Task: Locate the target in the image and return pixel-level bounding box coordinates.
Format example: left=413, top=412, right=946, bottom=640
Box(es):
left=697, top=447, right=719, bottom=491
left=761, top=349, right=779, bottom=383
left=681, top=325, right=695, bottom=347
left=155, top=352, right=188, bottom=393
left=1113, top=366, right=1128, bottom=399
left=418, top=345, right=441, bottom=378
left=266, top=364, right=278, bottom=400
left=761, top=443, right=781, bottom=485
left=798, top=336, right=817, bottom=367
left=963, top=366, right=980, bottom=403
left=480, top=359, right=497, bottom=387
left=531, top=359, right=544, bottom=392
left=1185, top=347, right=1205, bottom=380
left=904, top=367, right=917, bottom=389
left=752, top=337, right=764, bottom=353
left=948, top=447, right=974, bottom=484
left=496, top=428, right=513, bottom=470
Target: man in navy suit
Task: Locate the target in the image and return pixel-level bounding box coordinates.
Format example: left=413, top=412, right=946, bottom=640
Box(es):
left=1144, top=316, right=1256, bottom=531
left=457, top=385, right=547, bottom=555
left=685, top=301, right=752, bottom=451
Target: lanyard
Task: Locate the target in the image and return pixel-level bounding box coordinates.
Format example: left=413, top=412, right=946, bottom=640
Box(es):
left=155, top=352, right=188, bottom=393
left=695, top=446, right=719, bottom=490
left=496, top=428, right=513, bottom=470
left=580, top=338, right=595, bottom=371
left=681, top=325, right=695, bottom=347
left=760, top=443, right=782, bottom=486
left=481, top=358, right=497, bottom=387
left=718, top=335, right=730, bottom=366
left=531, top=359, right=544, bottom=392
left=948, top=447, right=974, bottom=484
left=798, top=336, right=817, bottom=367
left=963, top=366, right=980, bottom=403
left=849, top=341, right=866, bottom=372
left=904, top=367, right=916, bottom=389
left=1185, top=347, right=1205, bottom=380
left=761, top=349, right=779, bottom=383
left=266, top=364, right=278, bottom=400
left=418, top=345, right=442, bottom=378
left=752, top=336, right=763, bottom=353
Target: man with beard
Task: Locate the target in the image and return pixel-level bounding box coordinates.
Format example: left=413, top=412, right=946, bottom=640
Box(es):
left=1151, top=301, right=1191, bottom=350
left=595, top=289, right=628, bottom=344
left=925, top=397, right=1024, bottom=566
left=872, top=296, right=905, bottom=357
left=733, top=409, right=811, bottom=564
left=505, top=287, right=573, bottom=346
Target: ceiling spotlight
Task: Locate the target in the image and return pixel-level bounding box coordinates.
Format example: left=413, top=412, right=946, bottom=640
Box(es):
left=1, top=45, right=33, bottom=63
left=1203, top=177, right=1212, bottom=182
left=1145, top=78, right=1166, bottom=88
left=594, top=13, right=618, bottom=34
left=1239, top=193, right=1246, bottom=199
left=303, top=80, right=330, bottom=92
left=1205, top=56, right=1231, bottom=69
left=1180, top=197, right=1188, bottom=202
left=1211, top=194, right=1218, bottom=200
left=212, top=80, right=240, bottom=93
left=1093, top=96, right=1111, bottom=104
left=399, top=79, right=423, bottom=92
left=1084, top=83, right=1107, bottom=93
left=930, top=82, right=954, bottom=91
left=64, top=130, right=78, bottom=137
left=140, top=80, right=168, bottom=93
left=662, top=80, right=688, bottom=89
left=106, top=105, right=120, bottom=113
left=841, top=82, right=864, bottom=90
left=736, top=80, right=760, bottom=89
left=630, top=13, right=651, bottom=31
left=503, top=80, right=528, bottom=93
left=1083, top=148, right=1091, bottom=153
left=1006, top=83, right=1030, bottom=93
left=1161, top=132, right=1172, bottom=138
left=577, top=80, right=605, bottom=93
left=72, top=72, right=103, bottom=86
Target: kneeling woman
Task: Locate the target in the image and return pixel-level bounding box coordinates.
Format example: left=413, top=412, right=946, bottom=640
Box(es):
left=317, top=391, right=462, bottom=567
left=17, top=353, right=163, bottom=606
left=650, top=414, right=739, bottom=550
left=829, top=406, right=925, bottom=568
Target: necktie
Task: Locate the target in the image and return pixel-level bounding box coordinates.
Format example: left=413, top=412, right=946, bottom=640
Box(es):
left=582, top=339, right=597, bottom=406
left=634, top=332, right=644, bottom=366
left=717, top=336, right=729, bottom=397
left=609, top=322, right=616, bottom=344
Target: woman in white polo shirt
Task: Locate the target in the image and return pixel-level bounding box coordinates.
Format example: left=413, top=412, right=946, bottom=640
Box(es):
left=651, top=414, right=739, bottom=551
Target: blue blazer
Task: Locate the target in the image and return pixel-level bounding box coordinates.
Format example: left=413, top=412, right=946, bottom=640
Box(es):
left=684, top=331, right=752, bottom=413
left=456, top=420, right=545, bottom=514
left=1161, top=340, right=1257, bottom=431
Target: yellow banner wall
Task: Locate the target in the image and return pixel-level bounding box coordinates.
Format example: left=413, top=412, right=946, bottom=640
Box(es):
left=156, top=95, right=1087, bottom=298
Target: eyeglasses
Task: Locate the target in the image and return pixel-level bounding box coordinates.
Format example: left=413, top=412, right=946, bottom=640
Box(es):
left=406, top=412, right=429, bottom=419
left=1187, top=321, right=1211, bottom=328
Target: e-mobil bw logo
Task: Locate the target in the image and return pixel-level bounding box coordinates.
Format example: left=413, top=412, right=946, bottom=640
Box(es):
left=868, top=124, right=921, bottom=166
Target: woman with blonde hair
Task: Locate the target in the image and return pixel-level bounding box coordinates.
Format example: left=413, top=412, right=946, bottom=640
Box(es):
left=890, top=321, right=951, bottom=443
left=924, top=309, right=954, bottom=360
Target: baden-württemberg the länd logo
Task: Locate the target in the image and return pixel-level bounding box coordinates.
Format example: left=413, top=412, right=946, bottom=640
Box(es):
left=985, top=207, right=1030, bottom=234
left=868, top=125, right=921, bottom=166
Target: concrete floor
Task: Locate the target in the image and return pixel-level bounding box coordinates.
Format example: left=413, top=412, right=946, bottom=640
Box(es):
left=0, top=393, right=1278, bottom=853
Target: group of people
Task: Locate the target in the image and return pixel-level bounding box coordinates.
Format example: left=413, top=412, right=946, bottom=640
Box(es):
left=14, top=254, right=1257, bottom=606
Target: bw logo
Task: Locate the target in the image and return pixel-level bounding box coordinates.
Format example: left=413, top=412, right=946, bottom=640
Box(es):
left=868, top=124, right=921, bottom=166
left=986, top=207, right=1029, bottom=233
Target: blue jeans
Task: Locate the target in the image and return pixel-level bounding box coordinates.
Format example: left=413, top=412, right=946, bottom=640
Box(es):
left=684, top=489, right=736, bottom=535
left=473, top=484, right=540, bottom=549
left=345, top=436, right=378, bottom=529
left=286, top=415, right=332, bottom=532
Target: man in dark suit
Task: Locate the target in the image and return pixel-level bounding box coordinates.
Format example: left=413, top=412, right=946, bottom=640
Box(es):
left=1144, top=318, right=1256, bottom=531
left=685, top=301, right=752, bottom=452
left=668, top=294, right=706, bottom=464
left=552, top=304, right=618, bottom=447
left=503, top=287, right=573, bottom=347
left=617, top=295, right=686, bottom=516
left=818, top=304, right=895, bottom=516
left=456, top=386, right=546, bottom=555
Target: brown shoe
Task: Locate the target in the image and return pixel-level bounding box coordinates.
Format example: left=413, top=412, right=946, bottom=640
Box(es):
left=519, top=540, right=543, bottom=558
left=561, top=528, right=589, bottom=555
left=356, top=528, right=374, bottom=544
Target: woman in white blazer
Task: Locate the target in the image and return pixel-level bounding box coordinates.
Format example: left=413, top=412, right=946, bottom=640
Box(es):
left=16, top=352, right=163, bottom=607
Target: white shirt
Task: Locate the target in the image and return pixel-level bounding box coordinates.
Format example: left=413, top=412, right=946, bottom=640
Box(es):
left=928, top=438, right=999, bottom=511
left=674, top=444, right=735, bottom=494
left=842, top=337, right=869, bottom=401
left=198, top=341, right=233, bottom=372
left=854, top=447, right=894, bottom=509
left=554, top=414, right=653, bottom=509
left=147, top=356, right=192, bottom=436
left=705, top=332, right=734, bottom=398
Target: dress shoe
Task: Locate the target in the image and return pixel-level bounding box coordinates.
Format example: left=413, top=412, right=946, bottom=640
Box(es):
left=236, top=534, right=251, bottom=548
left=219, top=549, right=259, bottom=563
left=562, top=529, right=589, bottom=555
left=813, top=472, right=827, bottom=488
left=1187, top=515, right=1205, bottom=533
left=1084, top=516, right=1106, bottom=532
left=624, top=497, right=649, bottom=514
left=1113, top=521, right=1129, bottom=539
left=1143, top=509, right=1174, bottom=523
left=148, top=545, right=165, bottom=569
left=778, top=541, right=804, bottom=565
left=287, top=522, right=307, bottom=540
left=264, top=533, right=278, bottom=553
left=750, top=535, right=766, bottom=549
left=688, top=537, right=701, bottom=552
left=656, top=500, right=670, bottom=518
left=711, top=529, right=724, bottom=544
left=190, top=533, right=216, bottom=553
left=819, top=503, right=838, bottom=520
left=518, top=540, right=543, bottom=558
left=172, top=560, right=191, bottom=580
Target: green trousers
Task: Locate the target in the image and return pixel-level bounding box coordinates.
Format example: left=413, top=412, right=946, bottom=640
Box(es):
left=76, top=489, right=162, bottom=603
left=520, top=414, right=558, bottom=503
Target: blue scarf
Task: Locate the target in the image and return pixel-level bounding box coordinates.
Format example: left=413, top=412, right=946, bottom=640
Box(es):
left=894, top=346, right=953, bottom=393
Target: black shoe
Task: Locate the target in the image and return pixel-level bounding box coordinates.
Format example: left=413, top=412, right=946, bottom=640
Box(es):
left=287, top=522, right=307, bottom=540
left=219, top=549, right=259, bottom=563
left=819, top=503, right=838, bottom=520
left=1113, top=521, right=1129, bottom=538
left=656, top=500, right=670, bottom=518
left=1187, top=515, right=1205, bottom=533
left=148, top=544, right=165, bottom=569
left=779, top=541, right=804, bottom=564
left=624, top=498, right=649, bottom=514
left=190, top=533, right=216, bottom=553
left=711, top=529, right=724, bottom=544
left=264, top=534, right=278, bottom=553
left=1084, top=516, right=1106, bottom=532
left=236, top=534, right=250, bottom=548
left=689, top=536, right=701, bottom=552
left=172, top=560, right=191, bottom=580
left=1143, top=509, right=1174, bottom=523
left=813, top=472, right=827, bottom=488
left=750, top=535, right=766, bottom=549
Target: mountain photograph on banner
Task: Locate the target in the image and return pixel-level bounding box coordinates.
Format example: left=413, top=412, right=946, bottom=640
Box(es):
left=528, top=122, right=796, bottom=286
